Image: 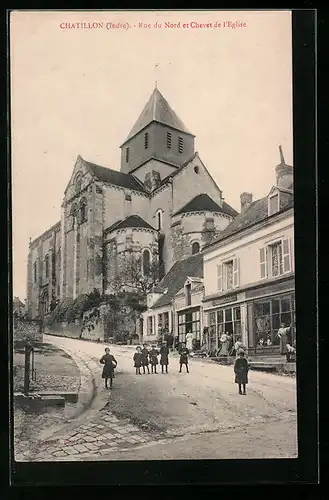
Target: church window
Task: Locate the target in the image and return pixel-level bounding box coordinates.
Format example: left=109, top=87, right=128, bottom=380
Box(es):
left=142, top=249, right=151, bottom=276
left=45, top=255, right=49, bottom=278
left=126, top=147, right=130, bottom=163
left=178, top=137, right=184, bottom=153
left=156, top=210, right=162, bottom=231
left=75, top=173, right=82, bottom=193
left=33, top=261, right=37, bottom=283
left=144, top=132, right=149, bottom=149
left=80, top=198, right=87, bottom=223
left=166, top=132, right=172, bottom=149
left=192, top=242, right=200, bottom=255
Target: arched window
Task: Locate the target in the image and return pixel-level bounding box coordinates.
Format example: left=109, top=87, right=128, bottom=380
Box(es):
left=75, top=173, right=82, bottom=193
left=192, top=242, right=200, bottom=255
left=142, top=249, right=151, bottom=276
left=70, top=203, right=78, bottom=218
left=80, top=198, right=87, bottom=223
left=156, top=210, right=162, bottom=231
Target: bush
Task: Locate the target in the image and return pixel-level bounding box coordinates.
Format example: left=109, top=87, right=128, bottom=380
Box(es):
left=46, top=298, right=75, bottom=325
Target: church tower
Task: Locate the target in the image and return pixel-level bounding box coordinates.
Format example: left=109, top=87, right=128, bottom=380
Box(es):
left=120, top=88, right=195, bottom=183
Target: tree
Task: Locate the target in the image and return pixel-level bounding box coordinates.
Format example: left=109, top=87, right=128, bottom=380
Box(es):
left=112, top=251, right=161, bottom=295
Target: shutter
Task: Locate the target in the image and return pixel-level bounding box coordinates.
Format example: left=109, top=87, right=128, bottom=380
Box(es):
left=217, top=264, right=222, bottom=291
left=260, top=247, right=266, bottom=279
left=233, top=257, right=239, bottom=288
left=282, top=238, right=291, bottom=273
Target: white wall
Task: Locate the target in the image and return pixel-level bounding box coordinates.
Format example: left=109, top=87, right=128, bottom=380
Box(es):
left=203, top=212, right=294, bottom=298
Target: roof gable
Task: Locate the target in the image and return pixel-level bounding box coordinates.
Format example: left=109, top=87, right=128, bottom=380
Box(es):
left=105, top=215, right=155, bottom=234
left=123, top=88, right=193, bottom=144
left=151, top=253, right=203, bottom=309
left=173, top=193, right=238, bottom=217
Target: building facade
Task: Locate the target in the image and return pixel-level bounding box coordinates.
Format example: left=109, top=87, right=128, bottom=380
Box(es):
left=26, top=87, right=237, bottom=320
left=202, top=150, right=294, bottom=354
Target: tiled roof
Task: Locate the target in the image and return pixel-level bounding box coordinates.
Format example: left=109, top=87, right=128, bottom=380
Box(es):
left=151, top=253, right=203, bottom=309
left=123, top=88, right=193, bottom=144
left=173, top=193, right=239, bottom=217
left=84, top=159, right=147, bottom=193
left=105, top=215, right=155, bottom=233
left=203, top=190, right=294, bottom=250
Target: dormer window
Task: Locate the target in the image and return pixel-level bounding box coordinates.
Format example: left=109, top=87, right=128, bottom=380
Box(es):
left=144, top=132, right=149, bottom=149
left=268, top=193, right=279, bottom=216
left=178, top=136, right=184, bottom=153
left=166, top=131, right=172, bottom=149
left=126, top=147, right=130, bottom=163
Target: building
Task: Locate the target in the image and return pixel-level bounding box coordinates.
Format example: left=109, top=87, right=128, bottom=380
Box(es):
left=26, top=87, right=238, bottom=320
left=143, top=253, right=204, bottom=344
left=13, top=296, right=26, bottom=317
left=202, top=147, right=294, bottom=354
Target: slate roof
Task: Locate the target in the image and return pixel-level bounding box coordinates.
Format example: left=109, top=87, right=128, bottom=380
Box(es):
left=203, top=190, right=294, bottom=250
left=84, top=159, right=147, bottom=194
left=123, top=88, right=193, bottom=144
left=151, top=253, right=203, bottom=309
left=173, top=193, right=239, bottom=217
left=104, top=215, right=155, bottom=234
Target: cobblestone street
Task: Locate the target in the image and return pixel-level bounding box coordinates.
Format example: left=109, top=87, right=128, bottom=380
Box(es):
left=14, top=335, right=298, bottom=461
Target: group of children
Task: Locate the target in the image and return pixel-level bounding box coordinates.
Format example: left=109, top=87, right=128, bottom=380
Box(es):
left=133, top=342, right=190, bottom=374
left=100, top=343, right=249, bottom=396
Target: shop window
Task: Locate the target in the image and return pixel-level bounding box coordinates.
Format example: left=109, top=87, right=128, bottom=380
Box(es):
left=208, top=305, right=242, bottom=349
left=178, top=309, right=201, bottom=343
left=192, top=242, right=200, bottom=255
left=252, top=294, right=294, bottom=348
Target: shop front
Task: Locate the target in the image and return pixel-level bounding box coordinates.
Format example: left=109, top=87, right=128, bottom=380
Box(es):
left=246, top=278, right=295, bottom=354
left=177, top=306, right=201, bottom=349
left=206, top=302, right=243, bottom=351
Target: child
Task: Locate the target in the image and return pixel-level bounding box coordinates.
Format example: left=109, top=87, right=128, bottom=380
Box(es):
left=160, top=341, right=169, bottom=374
left=133, top=346, right=143, bottom=375
left=141, top=343, right=150, bottom=374
left=149, top=344, right=159, bottom=374
left=100, top=347, right=117, bottom=390
left=234, top=351, right=249, bottom=395
left=179, top=342, right=189, bottom=373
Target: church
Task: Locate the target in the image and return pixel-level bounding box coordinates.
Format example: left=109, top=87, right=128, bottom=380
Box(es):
left=26, top=87, right=238, bottom=320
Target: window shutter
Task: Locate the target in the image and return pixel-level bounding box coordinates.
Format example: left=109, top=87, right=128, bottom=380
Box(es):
left=282, top=238, right=291, bottom=273
left=233, top=257, right=239, bottom=288
left=260, top=247, right=267, bottom=279
left=217, top=264, right=222, bottom=291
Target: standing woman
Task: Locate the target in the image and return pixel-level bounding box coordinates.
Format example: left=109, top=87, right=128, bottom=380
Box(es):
left=133, top=346, right=143, bottom=375
left=277, top=322, right=291, bottom=355
left=219, top=332, right=229, bottom=356
left=100, top=348, right=117, bottom=390
left=160, top=341, right=169, bottom=374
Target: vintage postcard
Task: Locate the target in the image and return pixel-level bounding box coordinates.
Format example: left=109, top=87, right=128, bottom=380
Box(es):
left=11, top=9, right=299, bottom=468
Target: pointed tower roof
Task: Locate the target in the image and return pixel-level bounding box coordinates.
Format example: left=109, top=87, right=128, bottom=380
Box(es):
left=122, top=88, right=194, bottom=145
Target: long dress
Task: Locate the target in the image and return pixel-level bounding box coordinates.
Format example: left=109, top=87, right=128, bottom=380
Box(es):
left=160, top=345, right=169, bottom=366
left=185, top=333, right=193, bottom=351
left=278, top=327, right=290, bottom=354
left=133, top=352, right=143, bottom=368
left=219, top=334, right=229, bottom=355
left=149, top=349, right=159, bottom=366
left=100, top=354, right=117, bottom=379
left=234, top=358, right=249, bottom=384
left=141, top=348, right=150, bottom=366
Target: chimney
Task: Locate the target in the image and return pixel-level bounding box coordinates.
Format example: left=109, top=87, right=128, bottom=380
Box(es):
left=275, top=145, right=293, bottom=189
left=240, top=192, right=253, bottom=213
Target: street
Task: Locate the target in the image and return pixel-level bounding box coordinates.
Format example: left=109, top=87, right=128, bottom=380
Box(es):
left=16, top=335, right=298, bottom=461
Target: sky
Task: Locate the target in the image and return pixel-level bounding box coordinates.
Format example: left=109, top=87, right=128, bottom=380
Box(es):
left=10, top=10, right=293, bottom=300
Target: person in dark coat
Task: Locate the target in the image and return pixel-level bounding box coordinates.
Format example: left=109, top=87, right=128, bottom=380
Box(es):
left=141, top=343, right=150, bottom=374
left=100, top=347, right=117, bottom=390
left=179, top=342, right=189, bottom=373
left=133, top=346, right=143, bottom=375
left=149, top=344, right=159, bottom=374
left=160, top=341, right=170, bottom=373
left=234, top=351, right=249, bottom=395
